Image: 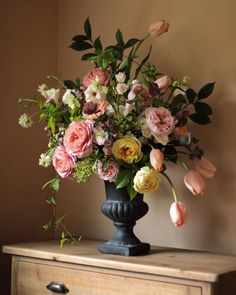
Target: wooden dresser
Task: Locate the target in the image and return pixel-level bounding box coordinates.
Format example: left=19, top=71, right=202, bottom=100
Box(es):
left=3, top=239, right=236, bottom=294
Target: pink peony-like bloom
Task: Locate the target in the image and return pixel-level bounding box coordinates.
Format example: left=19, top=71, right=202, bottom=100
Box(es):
left=148, top=20, right=169, bottom=37
left=169, top=202, right=187, bottom=227
left=145, top=107, right=175, bottom=145
left=83, top=100, right=108, bottom=120
left=195, top=157, right=216, bottom=178
left=97, top=161, right=119, bottom=182
left=184, top=170, right=206, bottom=196
left=150, top=149, right=164, bottom=172
left=52, top=146, right=74, bottom=178
left=154, top=75, right=171, bottom=94
left=63, top=120, right=93, bottom=158
left=82, top=68, right=109, bottom=88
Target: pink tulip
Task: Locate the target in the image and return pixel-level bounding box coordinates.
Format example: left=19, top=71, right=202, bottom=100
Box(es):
left=148, top=20, right=169, bottom=37
left=195, top=157, right=216, bottom=178
left=184, top=170, right=206, bottom=196
left=150, top=149, right=164, bottom=172
left=169, top=202, right=187, bottom=227
left=154, top=75, right=171, bottom=93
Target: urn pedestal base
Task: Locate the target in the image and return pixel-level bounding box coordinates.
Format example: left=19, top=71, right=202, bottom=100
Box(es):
left=99, top=242, right=150, bottom=256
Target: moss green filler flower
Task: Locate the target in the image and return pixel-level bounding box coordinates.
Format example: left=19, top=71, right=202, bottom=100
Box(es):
left=18, top=18, right=216, bottom=244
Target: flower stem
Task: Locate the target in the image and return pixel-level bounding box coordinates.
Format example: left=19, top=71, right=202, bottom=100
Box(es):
left=161, top=172, right=178, bottom=202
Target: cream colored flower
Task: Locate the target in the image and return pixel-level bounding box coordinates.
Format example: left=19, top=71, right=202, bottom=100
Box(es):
left=62, top=89, right=80, bottom=109
left=18, top=113, right=33, bottom=128
left=116, top=82, right=128, bottom=95
left=115, top=72, right=126, bottom=83
left=133, top=166, right=160, bottom=193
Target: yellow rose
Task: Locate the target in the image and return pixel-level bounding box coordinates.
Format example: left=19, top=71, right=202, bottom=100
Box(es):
left=133, top=166, right=160, bottom=193
left=112, top=136, right=142, bottom=164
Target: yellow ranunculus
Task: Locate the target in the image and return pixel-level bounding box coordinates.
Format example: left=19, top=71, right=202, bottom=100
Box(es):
left=112, top=136, right=142, bottom=164
left=133, top=166, right=160, bottom=193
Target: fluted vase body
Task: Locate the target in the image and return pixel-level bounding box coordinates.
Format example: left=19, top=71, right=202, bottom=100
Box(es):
left=99, top=181, right=150, bottom=256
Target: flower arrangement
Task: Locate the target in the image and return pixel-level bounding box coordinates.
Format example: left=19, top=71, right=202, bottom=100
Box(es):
left=19, top=18, right=216, bottom=243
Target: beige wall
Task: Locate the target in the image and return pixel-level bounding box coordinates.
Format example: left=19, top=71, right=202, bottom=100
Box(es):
left=57, top=0, right=236, bottom=255
left=0, top=0, right=58, bottom=293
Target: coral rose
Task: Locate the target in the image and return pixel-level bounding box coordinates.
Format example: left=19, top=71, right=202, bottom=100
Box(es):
left=184, top=170, right=206, bottom=196
left=97, top=161, right=119, bottom=182
left=63, top=120, right=93, bottom=158
left=195, top=157, right=216, bottom=178
left=82, top=68, right=109, bottom=88
left=145, top=107, right=175, bottom=145
left=112, top=136, right=142, bottom=164
left=148, top=20, right=169, bottom=37
left=133, top=166, right=160, bottom=193
left=83, top=101, right=108, bottom=120
left=52, top=146, right=74, bottom=178
left=150, top=149, right=164, bottom=172
left=169, top=202, right=187, bottom=227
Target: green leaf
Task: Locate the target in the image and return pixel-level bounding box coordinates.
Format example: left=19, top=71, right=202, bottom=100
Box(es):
left=81, top=52, right=97, bottom=61
left=48, top=117, right=55, bottom=134
left=75, top=78, right=80, bottom=87
left=164, top=146, right=178, bottom=163
left=70, top=41, right=93, bottom=51
left=72, top=34, right=89, bottom=42
left=171, top=94, right=187, bottom=109
left=116, top=29, right=124, bottom=45
left=189, top=113, right=211, bottom=124
left=94, top=36, right=102, bottom=50
left=115, top=169, right=132, bottom=189
left=64, top=80, right=78, bottom=90
left=134, top=45, right=152, bottom=79
left=198, top=82, right=215, bottom=100
left=194, top=102, right=213, bottom=115
left=127, top=181, right=138, bottom=200
left=84, top=17, right=92, bottom=39
left=125, top=38, right=139, bottom=49
left=185, top=88, right=196, bottom=103
left=46, top=195, right=56, bottom=205
left=42, top=177, right=60, bottom=192
left=118, top=59, right=128, bottom=70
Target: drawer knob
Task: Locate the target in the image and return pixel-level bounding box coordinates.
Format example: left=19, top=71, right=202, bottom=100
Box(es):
left=46, top=281, right=69, bottom=293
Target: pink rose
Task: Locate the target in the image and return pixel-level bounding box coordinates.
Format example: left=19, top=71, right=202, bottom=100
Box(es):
left=145, top=107, right=175, bottom=145
left=195, top=157, right=216, bottom=178
left=97, top=161, right=119, bottom=182
left=150, top=149, right=164, bottom=172
left=82, top=68, right=109, bottom=88
left=52, top=146, right=74, bottom=178
left=184, top=170, right=206, bottom=196
left=169, top=202, right=187, bottom=227
left=154, top=75, right=171, bottom=93
left=63, top=120, right=93, bottom=158
left=148, top=20, right=169, bottom=37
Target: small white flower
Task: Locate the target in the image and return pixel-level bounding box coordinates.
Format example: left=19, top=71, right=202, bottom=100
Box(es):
left=45, top=88, right=60, bottom=104
left=132, top=79, right=139, bottom=85
left=37, top=84, right=48, bottom=97
left=62, top=89, right=80, bottom=109
left=93, top=126, right=109, bottom=145
left=39, top=153, right=52, bottom=168
left=115, top=72, right=126, bottom=83
left=138, top=115, right=152, bottom=138
left=116, top=83, right=128, bottom=95
left=18, top=113, right=33, bottom=128
left=84, top=84, right=106, bottom=103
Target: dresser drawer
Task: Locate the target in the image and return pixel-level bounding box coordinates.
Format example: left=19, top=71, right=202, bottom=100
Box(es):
left=15, top=259, right=202, bottom=295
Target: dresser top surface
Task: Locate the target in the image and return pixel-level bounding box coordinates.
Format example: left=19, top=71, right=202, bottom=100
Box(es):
left=3, top=239, right=236, bottom=283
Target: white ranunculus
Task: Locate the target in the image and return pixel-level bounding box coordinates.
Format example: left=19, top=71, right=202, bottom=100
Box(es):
left=116, top=83, right=128, bottom=95
left=115, top=72, right=126, bottom=83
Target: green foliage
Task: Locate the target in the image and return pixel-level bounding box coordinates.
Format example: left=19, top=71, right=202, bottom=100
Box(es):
left=73, top=154, right=97, bottom=183
left=115, top=169, right=132, bottom=189
left=198, top=82, right=215, bottom=100
left=42, top=178, right=60, bottom=192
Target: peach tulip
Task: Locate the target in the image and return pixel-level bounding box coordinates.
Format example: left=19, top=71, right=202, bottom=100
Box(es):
left=184, top=170, right=206, bottom=196
left=154, top=75, right=171, bottom=94
left=169, top=202, right=187, bottom=227
left=150, top=149, right=164, bottom=172
left=195, top=157, right=216, bottom=178
left=148, top=20, right=169, bottom=37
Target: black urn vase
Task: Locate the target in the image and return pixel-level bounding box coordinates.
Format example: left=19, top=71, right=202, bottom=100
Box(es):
left=99, top=181, right=150, bottom=256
